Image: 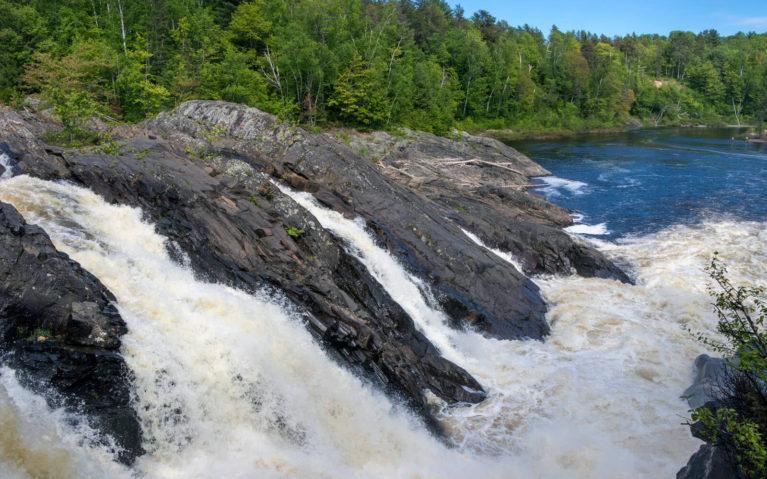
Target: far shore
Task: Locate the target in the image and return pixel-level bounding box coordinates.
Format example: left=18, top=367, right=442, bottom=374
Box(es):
left=478, top=121, right=758, bottom=143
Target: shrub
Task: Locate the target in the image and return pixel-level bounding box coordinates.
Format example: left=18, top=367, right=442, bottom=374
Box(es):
left=690, top=253, right=767, bottom=478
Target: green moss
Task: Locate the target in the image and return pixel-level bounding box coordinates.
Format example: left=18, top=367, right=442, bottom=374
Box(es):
left=284, top=226, right=305, bottom=238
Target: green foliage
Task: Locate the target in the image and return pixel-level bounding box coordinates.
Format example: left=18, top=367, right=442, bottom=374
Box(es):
left=257, top=181, right=275, bottom=201
left=692, top=408, right=767, bottom=478
left=328, top=52, right=387, bottom=128
left=284, top=226, right=305, bottom=238
left=689, top=254, right=767, bottom=478
left=5, top=0, right=767, bottom=134
left=97, top=133, right=121, bottom=155
left=26, top=328, right=52, bottom=341
left=22, top=43, right=114, bottom=141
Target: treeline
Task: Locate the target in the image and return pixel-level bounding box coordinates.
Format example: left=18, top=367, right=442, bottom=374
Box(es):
left=1, top=0, right=766, bottom=136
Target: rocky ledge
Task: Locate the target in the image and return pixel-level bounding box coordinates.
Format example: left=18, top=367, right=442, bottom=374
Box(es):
left=344, top=128, right=631, bottom=281
left=1, top=100, right=631, bottom=461
left=0, top=200, right=142, bottom=464
left=677, top=354, right=741, bottom=479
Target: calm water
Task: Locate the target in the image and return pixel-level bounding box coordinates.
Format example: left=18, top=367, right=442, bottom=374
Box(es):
left=511, top=128, right=767, bottom=239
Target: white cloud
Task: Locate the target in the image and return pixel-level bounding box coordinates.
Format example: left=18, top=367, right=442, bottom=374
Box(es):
left=727, top=16, right=767, bottom=28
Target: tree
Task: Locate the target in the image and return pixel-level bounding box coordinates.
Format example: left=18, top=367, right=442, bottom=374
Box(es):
left=0, top=1, right=46, bottom=94
left=22, top=43, right=115, bottom=141
left=328, top=51, right=386, bottom=127
left=115, top=35, right=171, bottom=122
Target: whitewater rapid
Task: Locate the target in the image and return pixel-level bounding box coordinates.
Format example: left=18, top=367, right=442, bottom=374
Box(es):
left=0, top=174, right=764, bottom=478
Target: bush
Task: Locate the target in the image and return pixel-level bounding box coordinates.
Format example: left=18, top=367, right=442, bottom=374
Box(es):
left=690, top=253, right=767, bottom=478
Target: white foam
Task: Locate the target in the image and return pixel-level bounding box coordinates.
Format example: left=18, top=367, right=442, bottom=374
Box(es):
left=0, top=175, right=500, bottom=479
left=3, top=174, right=765, bottom=478
left=0, top=368, right=132, bottom=479
left=0, top=153, right=16, bottom=179
left=459, top=227, right=526, bottom=274
left=536, top=176, right=588, bottom=197
left=565, top=222, right=610, bottom=235
left=278, top=185, right=752, bottom=477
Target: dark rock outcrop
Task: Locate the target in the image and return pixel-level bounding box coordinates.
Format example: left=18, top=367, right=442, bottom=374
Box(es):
left=683, top=354, right=728, bottom=409
left=677, top=444, right=741, bottom=479
left=0, top=201, right=142, bottom=464
left=2, top=107, right=486, bottom=428
left=139, top=101, right=553, bottom=339
left=345, top=128, right=631, bottom=282
left=677, top=354, right=741, bottom=479
left=0, top=100, right=631, bottom=447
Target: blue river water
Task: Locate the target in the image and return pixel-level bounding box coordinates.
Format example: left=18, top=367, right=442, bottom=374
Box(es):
left=510, top=128, right=767, bottom=239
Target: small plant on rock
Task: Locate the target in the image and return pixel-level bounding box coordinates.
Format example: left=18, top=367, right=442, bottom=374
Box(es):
left=284, top=226, right=305, bottom=238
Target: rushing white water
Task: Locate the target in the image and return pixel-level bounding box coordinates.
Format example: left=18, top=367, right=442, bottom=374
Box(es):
left=460, top=228, right=525, bottom=274
left=535, top=176, right=588, bottom=197
left=0, top=176, right=502, bottom=479
left=1, top=174, right=765, bottom=478
left=0, top=153, right=16, bottom=179
left=564, top=222, right=610, bottom=236
left=279, top=185, right=767, bottom=477
left=0, top=367, right=131, bottom=479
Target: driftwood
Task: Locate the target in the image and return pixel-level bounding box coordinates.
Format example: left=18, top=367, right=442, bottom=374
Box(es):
left=382, top=164, right=415, bottom=178
left=499, top=184, right=539, bottom=189
left=435, top=158, right=526, bottom=176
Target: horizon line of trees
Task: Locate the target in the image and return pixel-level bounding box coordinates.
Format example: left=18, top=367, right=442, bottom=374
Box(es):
left=1, top=0, right=766, bottom=137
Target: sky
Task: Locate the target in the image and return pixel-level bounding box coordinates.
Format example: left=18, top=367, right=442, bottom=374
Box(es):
left=453, top=0, right=767, bottom=37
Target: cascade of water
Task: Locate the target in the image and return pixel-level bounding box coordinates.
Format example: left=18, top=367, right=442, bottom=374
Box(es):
left=0, top=153, right=17, bottom=179
left=459, top=227, right=526, bottom=274
left=1, top=174, right=764, bottom=478
left=0, top=175, right=499, bottom=479
left=278, top=184, right=767, bottom=477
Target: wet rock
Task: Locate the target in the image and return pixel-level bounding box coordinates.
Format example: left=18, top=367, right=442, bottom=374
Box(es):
left=677, top=444, right=741, bottom=479
left=0, top=201, right=142, bottom=464
left=0, top=142, right=21, bottom=178
left=677, top=354, right=743, bottom=479
left=143, top=101, right=552, bottom=339
left=346, top=128, right=631, bottom=282
left=3, top=113, right=485, bottom=427
left=683, top=354, right=728, bottom=410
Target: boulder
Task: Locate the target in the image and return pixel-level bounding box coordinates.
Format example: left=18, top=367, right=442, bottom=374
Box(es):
left=0, top=201, right=142, bottom=464
left=683, top=354, right=728, bottom=410
left=677, top=444, right=741, bottom=479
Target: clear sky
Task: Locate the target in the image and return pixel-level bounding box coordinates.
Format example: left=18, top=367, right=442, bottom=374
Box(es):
left=454, top=0, right=767, bottom=37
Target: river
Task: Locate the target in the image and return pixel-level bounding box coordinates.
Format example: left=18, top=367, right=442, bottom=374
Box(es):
left=0, top=128, right=765, bottom=478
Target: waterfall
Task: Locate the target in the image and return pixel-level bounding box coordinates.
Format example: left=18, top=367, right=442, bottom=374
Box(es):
left=459, top=227, right=526, bottom=274
left=0, top=176, right=499, bottom=479
left=1, top=174, right=765, bottom=478
left=278, top=185, right=767, bottom=477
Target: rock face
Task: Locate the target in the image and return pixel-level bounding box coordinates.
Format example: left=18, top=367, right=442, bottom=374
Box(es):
left=683, top=354, right=728, bottom=409
left=140, top=101, right=553, bottom=339
left=0, top=100, right=632, bottom=454
left=677, top=354, right=741, bottom=479
left=0, top=200, right=142, bottom=464
left=2, top=106, right=486, bottom=427
left=677, top=444, right=741, bottom=479
left=345, top=128, right=631, bottom=281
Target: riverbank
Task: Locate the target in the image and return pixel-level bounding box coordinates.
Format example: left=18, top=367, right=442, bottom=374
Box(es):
left=477, top=118, right=747, bottom=142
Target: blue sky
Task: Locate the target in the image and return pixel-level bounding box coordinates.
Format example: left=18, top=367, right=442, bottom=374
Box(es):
left=453, top=0, right=767, bottom=37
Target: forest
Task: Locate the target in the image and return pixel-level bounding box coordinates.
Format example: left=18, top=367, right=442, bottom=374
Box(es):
left=1, top=0, right=766, bottom=138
